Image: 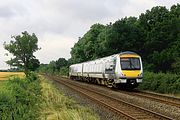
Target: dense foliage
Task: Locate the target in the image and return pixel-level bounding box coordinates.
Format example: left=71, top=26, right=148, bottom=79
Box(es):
left=38, top=58, right=69, bottom=76
left=0, top=73, right=42, bottom=120
left=70, top=4, right=180, bottom=73
left=4, top=31, right=40, bottom=76
left=139, top=72, right=180, bottom=94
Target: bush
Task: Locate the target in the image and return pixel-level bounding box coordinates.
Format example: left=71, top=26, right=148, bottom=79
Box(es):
left=0, top=73, right=42, bottom=120
left=138, top=71, right=180, bottom=94
left=59, top=66, right=69, bottom=76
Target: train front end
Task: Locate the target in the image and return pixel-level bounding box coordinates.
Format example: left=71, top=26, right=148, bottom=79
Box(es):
left=116, top=52, right=143, bottom=88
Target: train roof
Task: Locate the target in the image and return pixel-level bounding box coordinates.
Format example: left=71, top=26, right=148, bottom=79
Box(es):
left=119, top=51, right=138, bottom=55
left=70, top=51, right=140, bottom=67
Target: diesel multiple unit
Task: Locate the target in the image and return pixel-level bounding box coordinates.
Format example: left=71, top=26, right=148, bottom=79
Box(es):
left=69, top=51, right=143, bottom=89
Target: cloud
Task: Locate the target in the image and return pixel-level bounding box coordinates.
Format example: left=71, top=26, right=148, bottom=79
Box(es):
left=0, top=7, right=15, bottom=18
left=34, top=33, right=76, bottom=63
left=0, top=47, right=12, bottom=69
left=121, top=0, right=156, bottom=17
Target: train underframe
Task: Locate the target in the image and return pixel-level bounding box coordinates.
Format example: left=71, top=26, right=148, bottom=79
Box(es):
left=69, top=75, right=139, bottom=89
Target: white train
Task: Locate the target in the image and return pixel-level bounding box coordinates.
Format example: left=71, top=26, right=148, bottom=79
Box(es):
left=69, top=51, right=143, bottom=89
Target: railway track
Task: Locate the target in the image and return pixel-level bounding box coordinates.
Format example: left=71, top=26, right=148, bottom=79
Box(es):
left=45, top=75, right=174, bottom=120
left=60, top=76, right=180, bottom=108
left=119, top=90, right=180, bottom=108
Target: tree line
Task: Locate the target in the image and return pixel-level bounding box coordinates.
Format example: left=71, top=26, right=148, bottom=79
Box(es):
left=38, top=4, right=179, bottom=75
left=70, top=4, right=180, bottom=73
left=38, top=58, right=69, bottom=76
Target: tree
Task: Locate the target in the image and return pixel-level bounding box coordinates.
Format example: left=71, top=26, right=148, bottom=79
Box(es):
left=55, top=58, right=68, bottom=70
left=110, top=17, right=143, bottom=53
left=4, top=31, right=40, bottom=76
left=29, top=58, right=40, bottom=71
left=138, top=4, right=180, bottom=72
left=70, top=23, right=105, bottom=63
left=70, top=4, right=179, bottom=73
left=47, top=61, right=56, bottom=74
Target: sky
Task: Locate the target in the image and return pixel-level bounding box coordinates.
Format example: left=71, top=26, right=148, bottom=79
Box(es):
left=0, top=0, right=179, bottom=69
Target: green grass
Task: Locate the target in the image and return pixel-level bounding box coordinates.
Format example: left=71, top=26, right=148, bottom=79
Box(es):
left=40, top=76, right=100, bottom=120
left=0, top=74, right=100, bottom=120
left=0, top=81, right=8, bottom=87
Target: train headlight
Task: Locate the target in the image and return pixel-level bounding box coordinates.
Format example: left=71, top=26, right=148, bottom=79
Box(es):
left=120, top=73, right=126, bottom=77
left=138, top=73, right=143, bottom=77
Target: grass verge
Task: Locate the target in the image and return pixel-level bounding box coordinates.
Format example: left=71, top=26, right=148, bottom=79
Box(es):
left=40, top=76, right=100, bottom=120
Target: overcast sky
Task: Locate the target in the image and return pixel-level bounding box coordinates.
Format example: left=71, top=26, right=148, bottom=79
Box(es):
left=0, top=0, right=179, bottom=69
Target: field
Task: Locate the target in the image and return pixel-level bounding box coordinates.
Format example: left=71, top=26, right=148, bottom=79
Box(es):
left=0, top=72, right=25, bottom=80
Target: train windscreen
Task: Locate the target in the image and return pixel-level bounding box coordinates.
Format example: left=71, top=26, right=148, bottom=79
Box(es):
left=120, top=58, right=141, bottom=70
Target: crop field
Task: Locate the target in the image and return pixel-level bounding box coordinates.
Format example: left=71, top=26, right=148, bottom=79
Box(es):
left=0, top=72, right=25, bottom=80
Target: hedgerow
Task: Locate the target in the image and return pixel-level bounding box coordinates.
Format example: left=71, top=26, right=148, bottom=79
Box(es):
left=138, top=71, right=180, bottom=94
left=0, top=73, right=42, bottom=120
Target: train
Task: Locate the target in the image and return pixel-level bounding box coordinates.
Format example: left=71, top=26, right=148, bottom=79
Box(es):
left=69, top=51, right=143, bottom=89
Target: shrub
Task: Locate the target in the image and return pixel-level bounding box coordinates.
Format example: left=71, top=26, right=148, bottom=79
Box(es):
left=59, top=66, right=69, bottom=76
left=138, top=71, right=180, bottom=94
left=0, top=73, right=42, bottom=120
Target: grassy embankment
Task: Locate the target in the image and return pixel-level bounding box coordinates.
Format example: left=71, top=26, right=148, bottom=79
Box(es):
left=40, top=76, right=99, bottom=120
left=138, top=71, right=180, bottom=96
left=0, top=72, right=99, bottom=120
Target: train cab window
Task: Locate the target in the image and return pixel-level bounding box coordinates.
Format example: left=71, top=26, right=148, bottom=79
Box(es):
left=120, top=58, right=140, bottom=70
